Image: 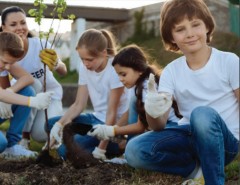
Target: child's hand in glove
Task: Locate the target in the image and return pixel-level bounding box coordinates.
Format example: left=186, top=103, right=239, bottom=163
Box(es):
left=92, top=147, right=107, bottom=160
left=144, top=73, right=172, bottom=118
left=48, top=122, right=63, bottom=149
left=28, top=91, right=54, bottom=110
left=88, top=124, right=115, bottom=140
left=39, top=49, right=59, bottom=71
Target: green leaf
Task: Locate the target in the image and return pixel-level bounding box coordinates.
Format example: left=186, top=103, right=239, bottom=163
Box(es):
left=68, top=14, right=76, bottom=20
left=28, top=9, right=36, bottom=16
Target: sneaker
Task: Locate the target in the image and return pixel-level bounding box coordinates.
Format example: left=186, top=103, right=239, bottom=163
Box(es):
left=0, top=144, right=38, bottom=159
left=182, top=176, right=204, bottom=185
left=19, top=138, right=30, bottom=149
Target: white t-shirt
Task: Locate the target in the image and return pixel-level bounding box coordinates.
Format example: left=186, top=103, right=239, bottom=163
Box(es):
left=15, top=37, right=63, bottom=100
left=78, top=57, right=129, bottom=122
left=159, top=48, right=239, bottom=140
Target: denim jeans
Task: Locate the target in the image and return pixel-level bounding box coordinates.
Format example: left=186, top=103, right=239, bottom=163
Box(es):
left=127, top=96, right=138, bottom=141
left=0, top=132, right=7, bottom=152
left=125, top=106, right=239, bottom=185
left=0, top=86, right=34, bottom=149
left=47, top=113, right=121, bottom=160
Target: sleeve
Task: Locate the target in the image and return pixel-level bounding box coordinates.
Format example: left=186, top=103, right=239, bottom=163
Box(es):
left=158, top=66, right=175, bottom=95
left=78, top=61, right=87, bottom=85
left=109, top=66, right=124, bottom=89
left=228, top=53, right=239, bottom=90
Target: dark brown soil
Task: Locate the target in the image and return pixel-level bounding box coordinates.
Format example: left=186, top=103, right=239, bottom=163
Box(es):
left=0, top=157, right=239, bottom=185
left=0, top=157, right=132, bottom=185
left=0, top=123, right=238, bottom=185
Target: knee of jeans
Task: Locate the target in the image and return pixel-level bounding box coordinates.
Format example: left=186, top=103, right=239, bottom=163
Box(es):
left=125, top=140, right=144, bottom=168
left=190, top=106, right=217, bottom=130
left=190, top=106, right=218, bottom=137
left=0, top=139, right=7, bottom=153
left=19, top=86, right=35, bottom=97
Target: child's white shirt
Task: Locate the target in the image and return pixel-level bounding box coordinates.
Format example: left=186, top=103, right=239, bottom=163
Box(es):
left=78, top=57, right=129, bottom=122
left=159, top=48, right=239, bottom=140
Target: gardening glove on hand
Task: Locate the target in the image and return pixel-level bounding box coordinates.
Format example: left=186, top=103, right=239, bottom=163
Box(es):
left=92, top=147, right=107, bottom=160
left=144, top=73, right=172, bottom=118
left=0, top=101, right=13, bottom=119
left=49, top=122, right=63, bottom=149
left=39, top=49, right=59, bottom=71
left=29, top=91, right=54, bottom=110
left=88, top=124, right=115, bottom=140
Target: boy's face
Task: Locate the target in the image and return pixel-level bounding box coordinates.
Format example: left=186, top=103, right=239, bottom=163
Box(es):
left=114, top=64, right=142, bottom=89
left=0, top=53, right=18, bottom=72
left=171, top=17, right=208, bottom=54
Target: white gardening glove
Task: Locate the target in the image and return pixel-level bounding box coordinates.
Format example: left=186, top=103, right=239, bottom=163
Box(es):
left=87, top=124, right=115, bottom=140
left=29, top=91, right=54, bottom=110
left=144, top=73, right=172, bottom=118
left=49, top=122, right=63, bottom=149
left=92, top=147, right=107, bottom=160
left=0, top=101, right=13, bottom=119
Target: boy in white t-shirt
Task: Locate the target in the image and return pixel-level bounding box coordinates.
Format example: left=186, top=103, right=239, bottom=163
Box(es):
left=125, top=0, right=239, bottom=185
left=0, top=32, right=52, bottom=158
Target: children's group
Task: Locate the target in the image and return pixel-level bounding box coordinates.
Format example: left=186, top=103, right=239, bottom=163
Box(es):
left=0, top=0, right=239, bottom=184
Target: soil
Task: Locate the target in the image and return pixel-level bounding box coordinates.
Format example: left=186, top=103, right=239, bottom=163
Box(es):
left=0, top=156, right=239, bottom=185
left=0, top=156, right=183, bottom=185
left=0, top=123, right=238, bottom=185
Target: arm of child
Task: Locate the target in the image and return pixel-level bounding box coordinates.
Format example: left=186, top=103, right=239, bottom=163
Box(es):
left=8, top=63, right=34, bottom=93
left=0, top=88, right=52, bottom=109
left=144, top=73, right=172, bottom=131
left=89, top=118, right=145, bottom=140
left=48, top=85, right=89, bottom=149
left=93, top=87, right=125, bottom=160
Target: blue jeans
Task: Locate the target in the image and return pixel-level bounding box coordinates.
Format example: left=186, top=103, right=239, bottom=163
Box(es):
left=125, top=106, right=239, bottom=185
left=0, top=132, right=7, bottom=152
left=47, top=113, right=121, bottom=160
left=0, top=86, right=34, bottom=149
left=127, top=96, right=138, bottom=141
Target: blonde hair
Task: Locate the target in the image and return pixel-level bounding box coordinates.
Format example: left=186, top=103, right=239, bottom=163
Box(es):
left=76, top=29, right=117, bottom=57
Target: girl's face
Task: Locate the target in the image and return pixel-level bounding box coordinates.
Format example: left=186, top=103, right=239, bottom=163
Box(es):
left=77, top=47, right=108, bottom=72
left=2, top=12, right=29, bottom=41
left=0, top=53, right=17, bottom=72
left=171, top=17, right=209, bottom=54
left=114, top=64, right=142, bottom=89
